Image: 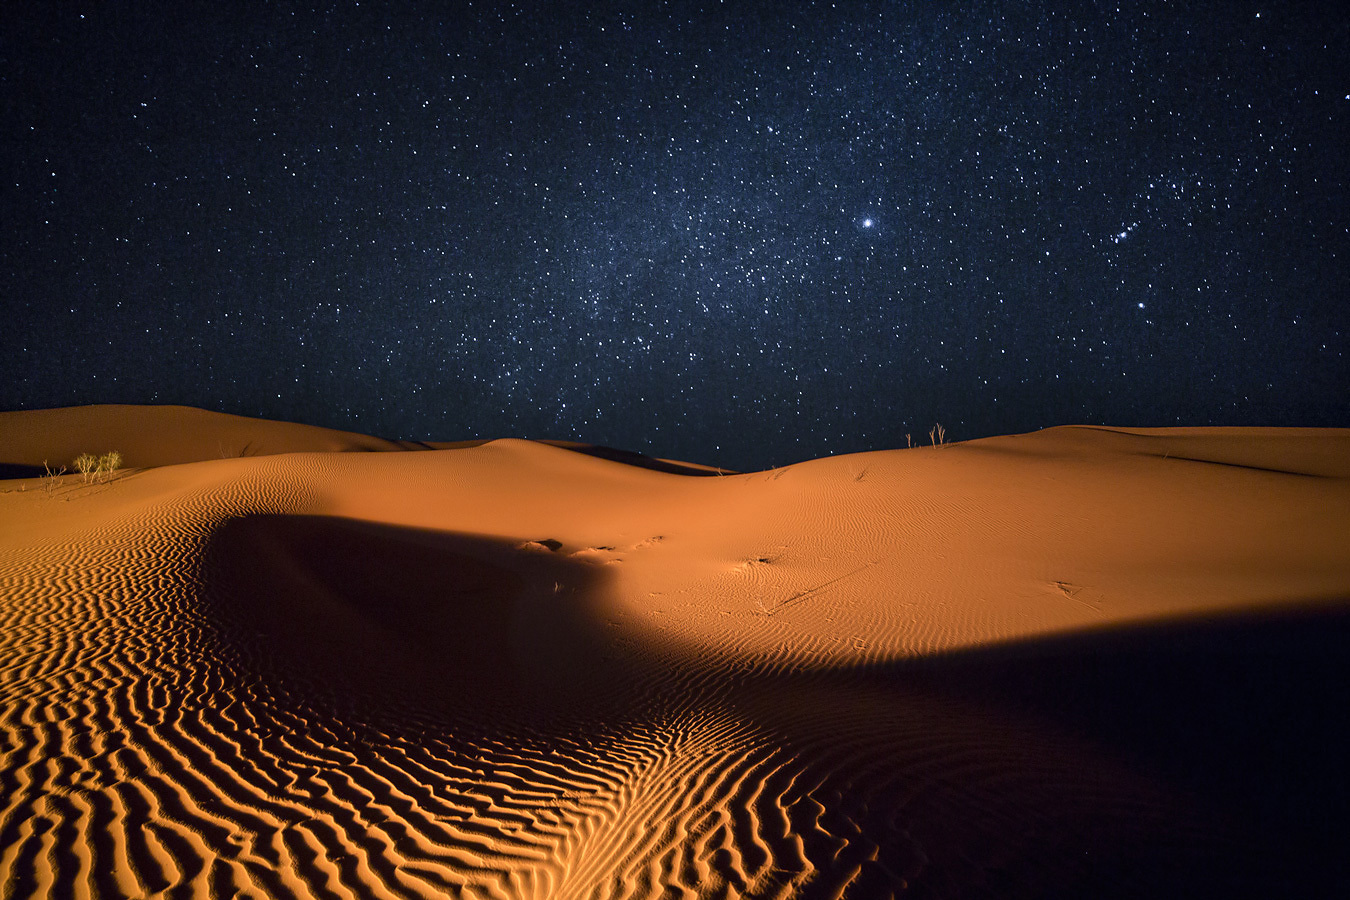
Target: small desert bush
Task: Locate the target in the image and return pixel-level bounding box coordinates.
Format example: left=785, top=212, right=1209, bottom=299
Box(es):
left=71, top=451, right=123, bottom=484
left=98, top=451, right=122, bottom=481
left=904, top=424, right=950, bottom=450
left=74, top=453, right=97, bottom=483
left=43, top=461, right=67, bottom=497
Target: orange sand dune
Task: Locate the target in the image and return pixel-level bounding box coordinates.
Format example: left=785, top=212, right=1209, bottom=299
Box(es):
left=1, top=406, right=1347, bottom=897
left=0, top=404, right=415, bottom=470
left=0, top=403, right=731, bottom=479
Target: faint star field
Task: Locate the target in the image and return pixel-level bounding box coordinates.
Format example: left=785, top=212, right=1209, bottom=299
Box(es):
left=2, top=1, right=1346, bottom=470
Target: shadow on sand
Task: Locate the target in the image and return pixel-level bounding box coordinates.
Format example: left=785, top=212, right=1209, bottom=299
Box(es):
left=198, top=515, right=1348, bottom=898
left=202, top=514, right=627, bottom=722
left=880, top=599, right=1350, bottom=895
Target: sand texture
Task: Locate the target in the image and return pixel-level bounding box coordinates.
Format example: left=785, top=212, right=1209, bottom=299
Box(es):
left=1, top=407, right=1348, bottom=898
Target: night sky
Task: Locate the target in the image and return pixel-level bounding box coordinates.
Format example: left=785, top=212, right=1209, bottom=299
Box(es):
left=4, top=2, right=1346, bottom=471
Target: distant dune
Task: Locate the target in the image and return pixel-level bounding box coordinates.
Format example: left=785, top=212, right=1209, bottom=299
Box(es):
left=1, top=406, right=1347, bottom=897
left=0, top=404, right=733, bottom=478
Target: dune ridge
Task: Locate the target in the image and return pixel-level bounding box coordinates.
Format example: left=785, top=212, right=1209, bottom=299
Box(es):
left=1, top=408, right=1348, bottom=897
left=0, top=405, right=731, bottom=479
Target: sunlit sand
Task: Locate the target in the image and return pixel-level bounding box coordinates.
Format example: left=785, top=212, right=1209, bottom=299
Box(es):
left=2, top=405, right=1347, bottom=897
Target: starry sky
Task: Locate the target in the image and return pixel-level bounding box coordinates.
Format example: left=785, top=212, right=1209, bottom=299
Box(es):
left=4, top=1, right=1346, bottom=470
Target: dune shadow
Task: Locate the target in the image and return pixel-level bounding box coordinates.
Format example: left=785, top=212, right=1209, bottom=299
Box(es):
left=194, top=519, right=1348, bottom=896
left=890, top=599, right=1350, bottom=893
left=409, top=438, right=737, bottom=475
left=537, top=441, right=738, bottom=475
left=201, top=515, right=629, bottom=722
left=716, top=599, right=1350, bottom=898
left=0, top=463, right=47, bottom=479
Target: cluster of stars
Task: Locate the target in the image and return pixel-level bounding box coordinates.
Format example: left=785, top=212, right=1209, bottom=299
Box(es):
left=2, top=1, right=1345, bottom=469
left=1113, top=223, right=1140, bottom=244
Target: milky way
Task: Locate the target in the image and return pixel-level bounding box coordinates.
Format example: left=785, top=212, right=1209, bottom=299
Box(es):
left=4, top=2, right=1346, bottom=469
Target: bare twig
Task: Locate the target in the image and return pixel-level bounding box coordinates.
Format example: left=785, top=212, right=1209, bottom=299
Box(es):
left=42, top=460, right=67, bottom=498
left=96, top=451, right=122, bottom=483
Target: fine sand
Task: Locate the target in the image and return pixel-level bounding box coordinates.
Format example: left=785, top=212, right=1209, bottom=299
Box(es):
left=1, top=405, right=1347, bottom=898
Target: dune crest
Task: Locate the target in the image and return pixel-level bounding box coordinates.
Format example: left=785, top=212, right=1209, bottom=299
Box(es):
left=2, top=409, right=1348, bottom=897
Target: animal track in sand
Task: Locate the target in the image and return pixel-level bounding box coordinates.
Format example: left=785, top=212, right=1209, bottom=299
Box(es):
left=730, top=555, right=780, bottom=575
left=517, top=537, right=565, bottom=553
left=1052, top=580, right=1102, bottom=612
left=570, top=546, right=622, bottom=565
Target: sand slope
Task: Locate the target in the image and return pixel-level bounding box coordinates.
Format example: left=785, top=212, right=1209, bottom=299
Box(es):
left=1, top=408, right=1348, bottom=897
left=0, top=405, right=415, bottom=472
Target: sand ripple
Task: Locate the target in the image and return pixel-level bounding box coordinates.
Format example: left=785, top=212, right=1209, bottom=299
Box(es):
left=4, top=432, right=1347, bottom=897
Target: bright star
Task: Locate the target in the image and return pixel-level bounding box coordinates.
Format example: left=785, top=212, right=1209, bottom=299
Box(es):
left=862, top=218, right=874, bottom=228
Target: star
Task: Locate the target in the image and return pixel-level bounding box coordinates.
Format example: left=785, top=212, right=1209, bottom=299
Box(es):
left=861, top=218, right=874, bottom=229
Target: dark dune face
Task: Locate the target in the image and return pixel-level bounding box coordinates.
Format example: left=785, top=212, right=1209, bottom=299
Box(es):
left=890, top=604, right=1350, bottom=895
left=202, top=515, right=619, bottom=709
left=0, top=464, right=47, bottom=480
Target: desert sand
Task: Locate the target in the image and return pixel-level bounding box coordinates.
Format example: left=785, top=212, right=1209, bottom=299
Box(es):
left=1, top=405, right=1347, bottom=898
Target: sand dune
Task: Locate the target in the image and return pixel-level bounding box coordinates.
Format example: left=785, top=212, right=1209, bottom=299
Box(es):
left=0, top=404, right=417, bottom=473
left=1, top=407, right=1347, bottom=897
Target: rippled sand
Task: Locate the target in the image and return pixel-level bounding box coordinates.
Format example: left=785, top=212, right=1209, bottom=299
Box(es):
left=2, top=407, right=1347, bottom=897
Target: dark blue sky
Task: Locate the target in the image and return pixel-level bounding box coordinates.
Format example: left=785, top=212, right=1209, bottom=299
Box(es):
left=4, top=1, right=1346, bottom=470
